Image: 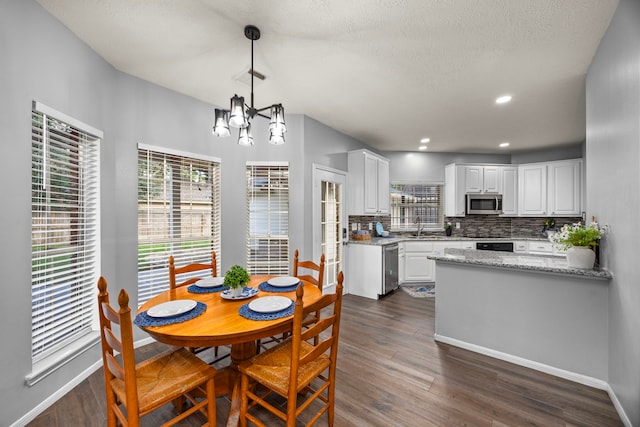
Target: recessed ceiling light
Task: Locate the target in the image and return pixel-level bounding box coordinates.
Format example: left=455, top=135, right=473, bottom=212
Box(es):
left=499, top=142, right=510, bottom=148
left=418, top=146, right=427, bottom=150
left=420, top=138, right=430, bottom=143
left=496, top=95, right=512, bottom=104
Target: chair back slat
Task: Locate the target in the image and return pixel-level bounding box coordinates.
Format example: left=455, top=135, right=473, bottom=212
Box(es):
left=101, top=302, right=121, bottom=324
left=105, top=352, right=125, bottom=381
left=299, top=337, right=334, bottom=365
left=300, top=315, right=335, bottom=342
left=103, top=326, right=123, bottom=354
left=169, top=252, right=217, bottom=289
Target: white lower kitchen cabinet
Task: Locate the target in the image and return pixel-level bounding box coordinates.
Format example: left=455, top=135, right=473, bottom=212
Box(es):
left=347, top=243, right=382, bottom=299
left=514, top=240, right=566, bottom=256
left=404, top=251, right=435, bottom=282
left=400, top=241, right=470, bottom=284
left=401, top=241, right=434, bottom=282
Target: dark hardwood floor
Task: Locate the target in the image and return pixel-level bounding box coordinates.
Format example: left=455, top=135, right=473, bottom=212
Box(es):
left=28, top=288, right=622, bottom=426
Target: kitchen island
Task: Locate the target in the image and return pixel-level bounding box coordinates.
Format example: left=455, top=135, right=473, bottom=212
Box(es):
left=429, top=248, right=611, bottom=388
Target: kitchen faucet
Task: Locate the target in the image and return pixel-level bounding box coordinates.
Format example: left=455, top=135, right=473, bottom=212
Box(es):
left=415, top=216, right=424, bottom=237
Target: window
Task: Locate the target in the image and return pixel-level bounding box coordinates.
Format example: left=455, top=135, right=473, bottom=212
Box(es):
left=137, top=145, right=221, bottom=307
left=390, top=183, right=444, bottom=230
left=31, top=102, right=101, bottom=363
left=246, top=162, right=289, bottom=275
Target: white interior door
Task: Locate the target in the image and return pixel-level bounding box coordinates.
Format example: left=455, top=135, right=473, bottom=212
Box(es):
left=312, top=164, right=347, bottom=294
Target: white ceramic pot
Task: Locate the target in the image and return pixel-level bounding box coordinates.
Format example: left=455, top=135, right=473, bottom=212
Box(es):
left=566, top=246, right=596, bottom=269
left=230, top=286, right=244, bottom=297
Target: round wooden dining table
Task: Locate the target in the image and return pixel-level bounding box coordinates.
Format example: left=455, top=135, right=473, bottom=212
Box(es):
left=137, top=275, right=322, bottom=425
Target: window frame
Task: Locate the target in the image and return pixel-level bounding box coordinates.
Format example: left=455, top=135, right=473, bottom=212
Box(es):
left=137, top=144, right=221, bottom=308
left=390, top=181, right=445, bottom=231
left=28, top=101, right=102, bottom=385
left=246, top=161, right=290, bottom=275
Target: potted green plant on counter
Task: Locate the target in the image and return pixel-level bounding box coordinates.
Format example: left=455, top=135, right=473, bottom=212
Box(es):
left=552, top=222, right=608, bottom=269
left=224, top=265, right=250, bottom=297
left=444, top=222, right=453, bottom=236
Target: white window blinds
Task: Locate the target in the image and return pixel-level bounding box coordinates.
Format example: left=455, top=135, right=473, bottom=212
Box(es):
left=31, top=105, right=101, bottom=362
left=390, top=183, right=444, bottom=230
left=137, top=146, right=221, bottom=307
left=246, top=163, right=290, bottom=275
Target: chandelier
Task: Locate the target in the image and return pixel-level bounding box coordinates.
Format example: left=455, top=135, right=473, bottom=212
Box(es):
left=212, top=25, right=286, bottom=146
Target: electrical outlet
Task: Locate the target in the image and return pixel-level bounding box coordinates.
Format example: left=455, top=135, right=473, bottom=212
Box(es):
left=351, top=223, right=357, bottom=231
left=368, top=222, right=373, bottom=230
left=456, top=222, right=461, bottom=229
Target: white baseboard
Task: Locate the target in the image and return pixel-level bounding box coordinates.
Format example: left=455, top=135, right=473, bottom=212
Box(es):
left=433, top=333, right=608, bottom=389
left=11, top=336, right=158, bottom=427
left=605, top=383, right=633, bottom=427
left=433, top=334, right=634, bottom=425
left=11, top=359, right=103, bottom=427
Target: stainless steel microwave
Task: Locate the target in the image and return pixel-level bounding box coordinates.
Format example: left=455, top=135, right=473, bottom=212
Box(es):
left=466, top=193, right=503, bottom=215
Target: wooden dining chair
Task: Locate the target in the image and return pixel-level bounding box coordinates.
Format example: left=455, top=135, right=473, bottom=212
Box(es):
left=293, top=249, right=325, bottom=292
left=294, top=250, right=326, bottom=344
left=239, top=272, right=344, bottom=427
left=97, top=276, right=217, bottom=427
left=257, top=250, right=326, bottom=353
left=168, top=251, right=228, bottom=363
left=169, top=251, right=217, bottom=289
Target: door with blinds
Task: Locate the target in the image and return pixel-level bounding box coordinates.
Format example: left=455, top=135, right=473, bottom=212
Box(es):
left=313, top=165, right=346, bottom=294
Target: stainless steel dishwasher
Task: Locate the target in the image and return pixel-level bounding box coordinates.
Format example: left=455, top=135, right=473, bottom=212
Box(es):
left=383, top=243, right=399, bottom=295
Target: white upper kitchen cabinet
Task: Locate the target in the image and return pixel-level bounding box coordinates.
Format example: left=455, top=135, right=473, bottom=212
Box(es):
left=547, top=159, right=582, bottom=216
left=501, top=167, right=518, bottom=215
left=348, top=149, right=390, bottom=215
left=445, top=164, right=467, bottom=217
left=518, top=159, right=583, bottom=217
left=518, top=163, right=547, bottom=215
left=465, top=166, right=500, bottom=193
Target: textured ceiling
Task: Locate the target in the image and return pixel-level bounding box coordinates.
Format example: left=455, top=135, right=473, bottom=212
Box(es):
left=36, top=0, right=618, bottom=153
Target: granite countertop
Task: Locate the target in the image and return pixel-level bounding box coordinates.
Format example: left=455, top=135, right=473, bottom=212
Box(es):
left=428, top=248, right=612, bottom=280
left=349, top=236, right=550, bottom=246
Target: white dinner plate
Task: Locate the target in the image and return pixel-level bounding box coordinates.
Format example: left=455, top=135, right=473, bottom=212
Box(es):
left=220, top=287, right=259, bottom=300
left=248, top=296, right=292, bottom=313
left=147, top=299, right=197, bottom=318
left=267, top=276, right=300, bottom=287
left=195, top=276, right=225, bottom=288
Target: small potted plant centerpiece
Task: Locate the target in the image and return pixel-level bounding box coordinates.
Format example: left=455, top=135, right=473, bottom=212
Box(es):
left=444, top=222, right=453, bottom=236
left=224, top=265, right=250, bottom=297
left=551, top=222, right=608, bottom=269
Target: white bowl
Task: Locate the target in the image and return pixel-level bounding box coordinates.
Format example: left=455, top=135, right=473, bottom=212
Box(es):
left=381, top=231, right=389, bottom=237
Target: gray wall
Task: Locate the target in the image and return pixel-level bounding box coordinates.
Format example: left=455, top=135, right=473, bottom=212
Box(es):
left=384, top=152, right=510, bottom=182
left=300, top=116, right=369, bottom=257
left=586, top=0, right=640, bottom=424
left=0, top=2, right=365, bottom=424
left=510, top=143, right=584, bottom=164
left=384, top=146, right=583, bottom=184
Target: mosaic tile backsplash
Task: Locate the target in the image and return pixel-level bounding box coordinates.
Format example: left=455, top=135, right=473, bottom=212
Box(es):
left=348, top=215, right=582, bottom=239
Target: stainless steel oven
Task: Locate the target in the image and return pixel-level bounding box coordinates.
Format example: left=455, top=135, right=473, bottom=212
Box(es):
left=383, top=244, right=399, bottom=295
left=476, top=242, right=514, bottom=252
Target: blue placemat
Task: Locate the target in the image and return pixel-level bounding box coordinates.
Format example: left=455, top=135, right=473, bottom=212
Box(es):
left=187, top=284, right=229, bottom=294
left=258, top=281, right=302, bottom=293
left=134, top=302, right=206, bottom=327
left=238, top=301, right=294, bottom=320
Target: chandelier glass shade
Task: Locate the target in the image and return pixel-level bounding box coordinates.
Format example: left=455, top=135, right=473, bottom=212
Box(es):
left=212, top=25, right=286, bottom=146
